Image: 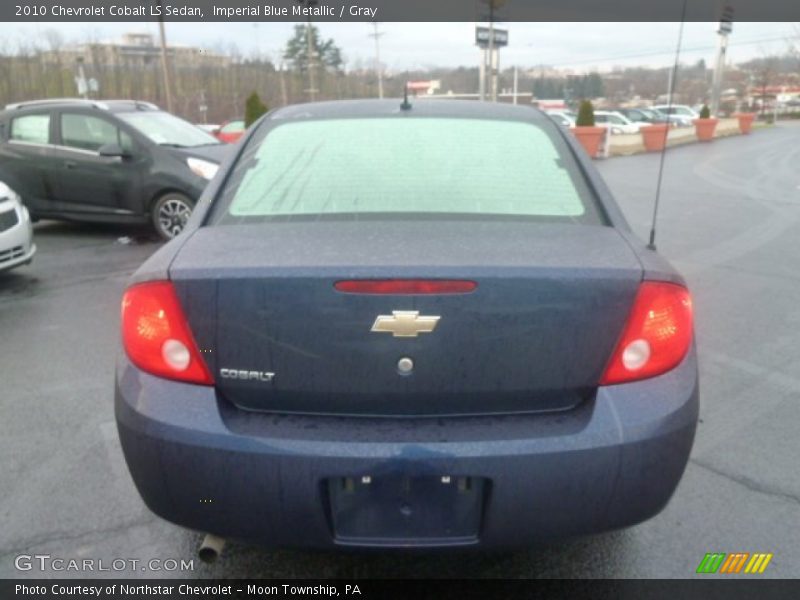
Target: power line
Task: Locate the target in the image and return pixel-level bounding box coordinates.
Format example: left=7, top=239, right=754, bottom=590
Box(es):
left=538, top=32, right=795, bottom=68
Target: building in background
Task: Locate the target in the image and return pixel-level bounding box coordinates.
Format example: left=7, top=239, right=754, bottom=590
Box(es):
left=42, top=33, right=230, bottom=70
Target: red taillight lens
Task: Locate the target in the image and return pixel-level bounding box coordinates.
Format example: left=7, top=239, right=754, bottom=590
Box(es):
left=334, top=280, right=477, bottom=295
left=121, top=281, right=213, bottom=385
left=600, top=281, right=693, bottom=385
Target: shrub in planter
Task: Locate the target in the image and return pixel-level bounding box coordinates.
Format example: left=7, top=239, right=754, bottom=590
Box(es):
left=245, top=92, right=268, bottom=128
left=733, top=111, right=756, bottom=134
left=640, top=123, right=670, bottom=152
left=693, top=105, right=718, bottom=142
left=576, top=100, right=595, bottom=127
left=571, top=100, right=606, bottom=158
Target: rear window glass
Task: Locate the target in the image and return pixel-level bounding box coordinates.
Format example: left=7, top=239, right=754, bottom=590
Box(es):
left=10, top=114, right=50, bottom=144
left=212, top=117, right=603, bottom=224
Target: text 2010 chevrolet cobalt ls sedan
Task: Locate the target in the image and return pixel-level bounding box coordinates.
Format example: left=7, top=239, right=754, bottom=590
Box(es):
left=116, top=99, right=697, bottom=550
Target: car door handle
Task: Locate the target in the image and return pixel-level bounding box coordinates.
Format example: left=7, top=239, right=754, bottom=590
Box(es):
left=64, top=161, right=78, bottom=170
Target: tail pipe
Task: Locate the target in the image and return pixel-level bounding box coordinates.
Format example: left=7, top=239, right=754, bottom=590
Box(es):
left=198, top=533, right=226, bottom=563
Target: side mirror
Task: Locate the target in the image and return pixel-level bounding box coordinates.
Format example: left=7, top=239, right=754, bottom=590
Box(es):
left=98, top=143, right=130, bottom=158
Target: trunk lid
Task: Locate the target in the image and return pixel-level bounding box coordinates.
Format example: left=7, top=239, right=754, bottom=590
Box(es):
left=170, top=221, right=642, bottom=417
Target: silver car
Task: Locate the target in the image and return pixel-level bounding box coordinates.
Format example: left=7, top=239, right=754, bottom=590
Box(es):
left=0, top=182, right=36, bottom=273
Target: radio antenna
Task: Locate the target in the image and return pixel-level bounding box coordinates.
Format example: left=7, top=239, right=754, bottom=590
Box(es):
left=648, top=0, right=688, bottom=251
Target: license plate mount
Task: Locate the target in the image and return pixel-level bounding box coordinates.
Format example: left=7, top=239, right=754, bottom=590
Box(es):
left=327, top=475, right=485, bottom=546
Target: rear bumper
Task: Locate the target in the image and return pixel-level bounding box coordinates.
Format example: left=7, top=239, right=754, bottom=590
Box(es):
left=115, top=348, right=698, bottom=549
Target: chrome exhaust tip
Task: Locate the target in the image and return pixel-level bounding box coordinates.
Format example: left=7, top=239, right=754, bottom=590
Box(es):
left=198, top=533, right=226, bottom=564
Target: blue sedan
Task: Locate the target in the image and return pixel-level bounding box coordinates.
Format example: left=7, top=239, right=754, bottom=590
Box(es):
left=115, top=99, right=697, bottom=555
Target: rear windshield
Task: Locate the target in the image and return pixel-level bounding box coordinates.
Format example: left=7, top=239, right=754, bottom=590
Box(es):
left=210, top=117, right=604, bottom=224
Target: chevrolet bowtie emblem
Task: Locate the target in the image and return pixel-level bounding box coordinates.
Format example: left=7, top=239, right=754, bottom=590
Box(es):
left=371, top=311, right=441, bottom=338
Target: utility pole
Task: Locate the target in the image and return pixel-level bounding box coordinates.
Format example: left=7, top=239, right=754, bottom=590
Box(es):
left=306, top=20, right=318, bottom=101
left=711, top=3, right=734, bottom=116
left=512, top=65, right=518, bottom=105
left=667, top=66, right=673, bottom=104
left=299, top=0, right=319, bottom=102
left=279, top=61, right=288, bottom=106
left=155, top=0, right=174, bottom=112
left=369, top=22, right=385, bottom=99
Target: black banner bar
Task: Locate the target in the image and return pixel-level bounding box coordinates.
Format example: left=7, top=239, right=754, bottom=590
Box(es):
left=2, top=0, right=800, bottom=23
left=4, top=579, right=800, bottom=600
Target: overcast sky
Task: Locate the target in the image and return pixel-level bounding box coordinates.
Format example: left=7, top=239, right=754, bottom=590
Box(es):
left=0, top=22, right=795, bottom=72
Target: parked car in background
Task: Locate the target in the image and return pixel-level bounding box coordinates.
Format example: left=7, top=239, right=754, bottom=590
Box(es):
left=652, top=105, right=698, bottom=127
left=196, top=123, right=221, bottom=135
left=594, top=111, right=642, bottom=134
left=117, top=99, right=698, bottom=552
left=615, top=107, right=671, bottom=125
left=215, top=118, right=246, bottom=144
left=545, top=110, right=576, bottom=128
left=0, top=181, right=35, bottom=273
left=0, top=99, right=230, bottom=240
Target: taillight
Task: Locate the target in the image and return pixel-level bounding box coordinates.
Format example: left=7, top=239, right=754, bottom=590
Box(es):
left=600, top=281, right=693, bottom=385
left=121, top=281, right=213, bottom=385
left=334, top=280, right=477, bottom=294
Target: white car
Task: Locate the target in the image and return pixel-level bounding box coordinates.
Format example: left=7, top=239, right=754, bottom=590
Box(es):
left=0, top=182, right=36, bottom=273
left=593, top=111, right=642, bottom=134
left=652, top=105, right=699, bottom=127
left=545, top=110, right=576, bottom=128
left=196, top=123, right=220, bottom=134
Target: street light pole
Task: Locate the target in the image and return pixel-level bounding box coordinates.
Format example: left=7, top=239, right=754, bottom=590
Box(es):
left=512, top=64, right=518, bottom=105
left=306, top=19, right=317, bottom=101
left=487, top=2, right=495, bottom=102
left=711, top=4, right=734, bottom=116
left=369, top=22, right=385, bottom=99
left=279, top=61, right=288, bottom=106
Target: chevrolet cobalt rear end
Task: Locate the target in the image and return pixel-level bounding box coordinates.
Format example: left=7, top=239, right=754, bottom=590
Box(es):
left=116, top=100, right=698, bottom=550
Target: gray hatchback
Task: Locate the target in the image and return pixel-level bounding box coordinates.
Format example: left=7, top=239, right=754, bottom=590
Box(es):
left=0, top=99, right=229, bottom=239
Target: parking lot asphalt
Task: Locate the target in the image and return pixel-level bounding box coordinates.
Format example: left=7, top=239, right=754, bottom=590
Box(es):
left=1, top=122, right=799, bottom=579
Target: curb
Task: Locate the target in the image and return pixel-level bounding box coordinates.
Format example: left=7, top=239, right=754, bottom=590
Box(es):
left=607, top=118, right=745, bottom=157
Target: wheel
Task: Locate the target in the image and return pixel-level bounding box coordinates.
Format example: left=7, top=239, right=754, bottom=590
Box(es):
left=151, top=192, right=194, bottom=240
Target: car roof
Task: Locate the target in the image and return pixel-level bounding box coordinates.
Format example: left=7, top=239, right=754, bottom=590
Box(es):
left=2, top=98, right=160, bottom=115
left=268, top=99, right=548, bottom=123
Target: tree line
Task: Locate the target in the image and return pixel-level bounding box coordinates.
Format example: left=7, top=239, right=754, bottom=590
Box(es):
left=0, top=25, right=796, bottom=122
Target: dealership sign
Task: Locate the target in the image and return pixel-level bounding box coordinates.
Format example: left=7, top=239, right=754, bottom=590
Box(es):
left=475, top=27, right=508, bottom=48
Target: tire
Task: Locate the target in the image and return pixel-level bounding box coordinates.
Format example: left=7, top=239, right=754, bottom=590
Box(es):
left=151, top=192, right=194, bottom=241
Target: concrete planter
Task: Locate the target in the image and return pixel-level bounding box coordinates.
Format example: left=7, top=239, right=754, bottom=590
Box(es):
left=693, top=118, right=719, bottom=142
left=571, top=126, right=606, bottom=158
left=640, top=124, right=670, bottom=152
left=733, top=113, right=756, bottom=135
